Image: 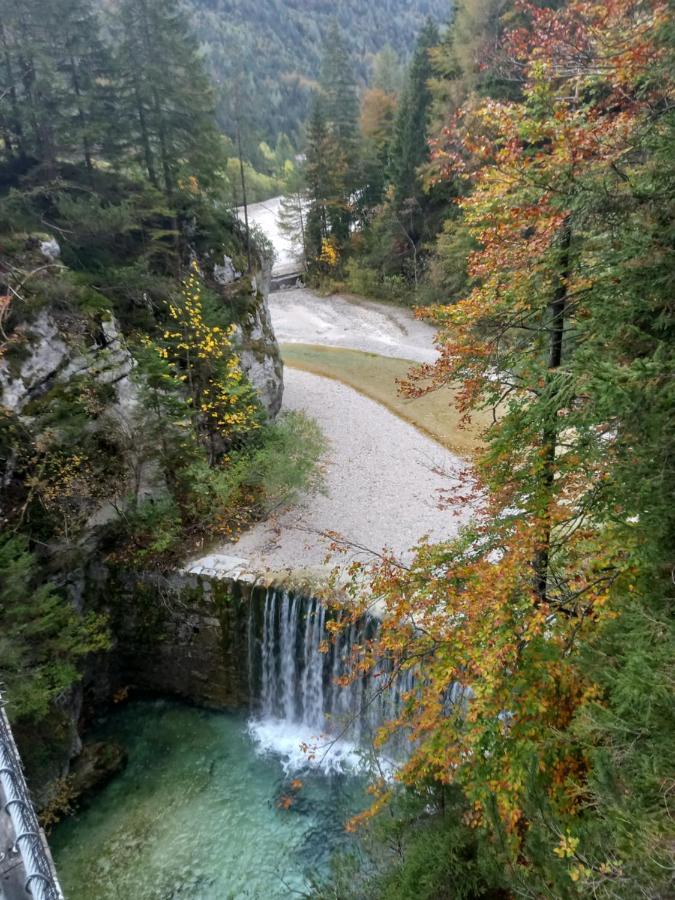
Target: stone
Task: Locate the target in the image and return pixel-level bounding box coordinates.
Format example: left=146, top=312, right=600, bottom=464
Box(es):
left=236, top=266, right=283, bottom=417
left=68, top=741, right=128, bottom=801
left=39, top=237, right=61, bottom=262
left=213, top=254, right=240, bottom=285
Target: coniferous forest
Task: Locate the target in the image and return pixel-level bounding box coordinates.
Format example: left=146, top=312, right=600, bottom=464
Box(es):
left=0, top=0, right=673, bottom=898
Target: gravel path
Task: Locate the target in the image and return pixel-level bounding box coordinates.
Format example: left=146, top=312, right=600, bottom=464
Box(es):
left=189, top=368, right=474, bottom=582
left=269, top=288, right=438, bottom=364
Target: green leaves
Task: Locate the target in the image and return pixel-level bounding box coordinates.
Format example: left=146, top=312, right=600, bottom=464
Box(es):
left=0, top=536, right=109, bottom=721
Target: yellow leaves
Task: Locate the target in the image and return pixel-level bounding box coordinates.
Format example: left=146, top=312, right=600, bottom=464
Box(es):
left=319, top=237, right=339, bottom=268
left=156, top=267, right=260, bottom=441
left=554, top=832, right=580, bottom=859
left=568, top=864, right=591, bottom=883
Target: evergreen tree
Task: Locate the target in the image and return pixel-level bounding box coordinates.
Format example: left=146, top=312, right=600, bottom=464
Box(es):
left=0, top=0, right=120, bottom=170
left=112, top=0, right=223, bottom=200
left=303, top=97, right=332, bottom=263
left=0, top=0, right=61, bottom=167
left=389, top=19, right=439, bottom=205
left=0, top=536, right=108, bottom=722
left=318, top=23, right=360, bottom=243
left=320, top=22, right=359, bottom=153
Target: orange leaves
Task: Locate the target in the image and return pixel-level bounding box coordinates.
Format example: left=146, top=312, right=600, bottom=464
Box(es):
left=277, top=777, right=305, bottom=811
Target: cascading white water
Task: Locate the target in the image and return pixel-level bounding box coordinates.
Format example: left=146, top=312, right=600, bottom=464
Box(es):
left=249, top=589, right=415, bottom=774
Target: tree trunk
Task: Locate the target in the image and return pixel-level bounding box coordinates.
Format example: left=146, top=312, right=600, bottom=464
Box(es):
left=131, top=72, right=157, bottom=187
left=534, top=220, right=572, bottom=604
left=16, top=11, right=56, bottom=171
left=68, top=53, right=92, bottom=170
left=237, top=119, right=252, bottom=274
left=123, top=9, right=157, bottom=187
left=0, top=23, right=25, bottom=157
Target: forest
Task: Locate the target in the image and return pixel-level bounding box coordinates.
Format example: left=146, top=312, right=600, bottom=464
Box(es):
left=0, top=0, right=673, bottom=898
left=182, top=0, right=448, bottom=161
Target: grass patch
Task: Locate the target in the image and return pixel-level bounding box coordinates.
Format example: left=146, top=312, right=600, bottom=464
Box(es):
left=281, top=343, right=491, bottom=457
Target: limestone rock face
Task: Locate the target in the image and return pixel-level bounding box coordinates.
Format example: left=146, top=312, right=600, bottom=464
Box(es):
left=0, top=310, right=70, bottom=411
left=235, top=265, right=284, bottom=418
left=0, top=311, right=136, bottom=416
left=0, top=311, right=167, bottom=523
left=213, top=254, right=239, bottom=285
left=39, top=236, right=61, bottom=262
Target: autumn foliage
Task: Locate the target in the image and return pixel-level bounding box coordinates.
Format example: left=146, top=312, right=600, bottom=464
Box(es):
left=334, top=2, right=674, bottom=896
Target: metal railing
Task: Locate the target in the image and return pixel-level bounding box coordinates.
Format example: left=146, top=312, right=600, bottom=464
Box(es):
left=0, top=699, right=63, bottom=900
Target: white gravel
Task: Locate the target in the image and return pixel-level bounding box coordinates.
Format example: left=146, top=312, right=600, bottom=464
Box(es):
left=189, top=369, right=474, bottom=582
left=188, top=207, right=472, bottom=583
left=240, top=196, right=301, bottom=276
left=269, top=288, right=438, bottom=364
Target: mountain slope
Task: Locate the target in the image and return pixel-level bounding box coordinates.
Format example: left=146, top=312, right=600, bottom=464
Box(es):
left=183, top=0, right=450, bottom=152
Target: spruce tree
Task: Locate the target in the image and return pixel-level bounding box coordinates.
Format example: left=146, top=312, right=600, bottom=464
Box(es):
left=303, top=97, right=331, bottom=262
left=113, top=0, right=223, bottom=200
left=317, top=23, right=360, bottom=246
left=0, top=0, right=60, bottom=167
left=320, top=22, right=359, bottom=157
left=44, top=0, right=120, bottom=170
left=389, top=19, right=439, bottom=205
left=0, top=0, right=119, bottom=170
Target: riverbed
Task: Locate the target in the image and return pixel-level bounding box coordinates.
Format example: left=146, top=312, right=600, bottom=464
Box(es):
left=188, top=285, right=475, bottom=580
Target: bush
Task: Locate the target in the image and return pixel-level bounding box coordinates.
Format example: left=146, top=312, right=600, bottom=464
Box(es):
left=345, top=260, right=411, bottom=305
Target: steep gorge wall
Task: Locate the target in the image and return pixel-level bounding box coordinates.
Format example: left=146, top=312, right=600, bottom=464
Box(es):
left=109, top=572, right=263, bottom=710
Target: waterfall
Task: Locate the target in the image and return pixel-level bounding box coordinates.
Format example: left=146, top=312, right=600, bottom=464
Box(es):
left=249, top=589, right=414, bottom=774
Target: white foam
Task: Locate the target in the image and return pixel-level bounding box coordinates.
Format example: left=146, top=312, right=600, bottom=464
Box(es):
left=247, top=717, right=365, bottom=776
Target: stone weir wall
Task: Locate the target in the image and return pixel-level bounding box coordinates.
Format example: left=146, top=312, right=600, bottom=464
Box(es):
left=14, top=572, right=279, bottom=812
left=108, top=572, right=272, bottom=711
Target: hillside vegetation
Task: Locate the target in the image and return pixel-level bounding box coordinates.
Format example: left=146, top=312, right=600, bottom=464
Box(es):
left=183, top=0, right=449, bottom=159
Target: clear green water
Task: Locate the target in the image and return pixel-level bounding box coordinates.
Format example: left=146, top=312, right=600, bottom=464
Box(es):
left=51, top=699, right=365, bottom=899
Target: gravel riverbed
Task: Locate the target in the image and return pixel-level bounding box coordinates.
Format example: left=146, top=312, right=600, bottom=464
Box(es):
left=189, top=221, right=473, bottom=581
left=190, top=367, right=475, bottom=581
